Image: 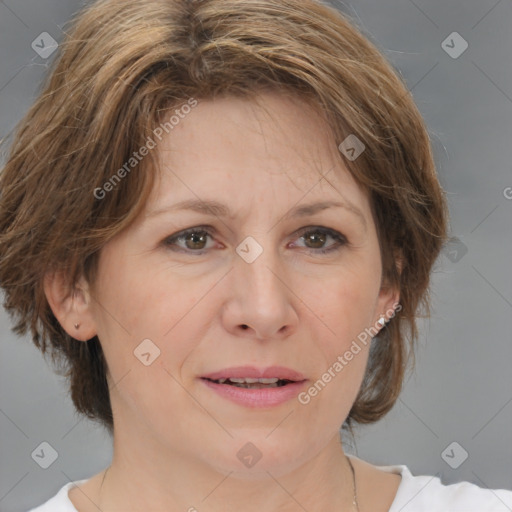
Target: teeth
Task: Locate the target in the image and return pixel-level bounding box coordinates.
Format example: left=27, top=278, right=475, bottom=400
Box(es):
left=222, top=377, right=280, bottom=384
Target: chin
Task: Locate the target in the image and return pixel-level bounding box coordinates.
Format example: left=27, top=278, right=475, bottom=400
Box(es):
left=202, top=438, right=312, bottom=481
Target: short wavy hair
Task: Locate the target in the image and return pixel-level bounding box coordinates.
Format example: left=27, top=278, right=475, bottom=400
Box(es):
left=0, top=0, right=449, bottom=437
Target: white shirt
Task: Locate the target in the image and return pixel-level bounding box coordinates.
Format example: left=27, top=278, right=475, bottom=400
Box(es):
left=27, top=457, right=512, bottom=511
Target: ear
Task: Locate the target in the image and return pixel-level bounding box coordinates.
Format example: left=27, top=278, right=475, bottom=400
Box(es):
left=43, top=270, right=98, bottom=341
left=374, top=250, right=402, bottom=329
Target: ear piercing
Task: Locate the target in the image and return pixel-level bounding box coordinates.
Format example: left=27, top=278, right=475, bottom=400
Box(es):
left=377, top=315, right=386, bottom=327
left=74, top=323, right=80, bottom=329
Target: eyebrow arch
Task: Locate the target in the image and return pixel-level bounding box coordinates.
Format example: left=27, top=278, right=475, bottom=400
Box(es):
left=146, top=198, right=367, bottom=230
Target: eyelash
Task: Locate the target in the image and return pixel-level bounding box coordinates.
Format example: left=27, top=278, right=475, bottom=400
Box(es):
left=163, top=225, right=348, bottom=255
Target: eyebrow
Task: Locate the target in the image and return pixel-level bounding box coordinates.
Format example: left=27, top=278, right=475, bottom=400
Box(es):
left=146, top=198, right=367, bottom=230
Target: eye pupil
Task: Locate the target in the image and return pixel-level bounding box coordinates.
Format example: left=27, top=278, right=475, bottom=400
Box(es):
left=305, top=231, right=326, bottom=249
left=186, top=232, right=207, bottom=250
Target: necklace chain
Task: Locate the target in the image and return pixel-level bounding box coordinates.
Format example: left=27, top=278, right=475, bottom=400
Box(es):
left=99, top=457, right=359, bottom=511
left=347, top=455, right=360, bottom=511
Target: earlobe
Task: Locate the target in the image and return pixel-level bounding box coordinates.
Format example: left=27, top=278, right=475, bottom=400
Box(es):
left=43, top=271, right=97, bottom=341
left=377, top=286, right=400, bottom=325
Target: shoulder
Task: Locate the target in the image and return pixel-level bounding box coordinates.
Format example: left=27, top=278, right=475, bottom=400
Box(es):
left=362, top=456, right=512, bottom=512
left=27, top=479, right=87, bottom=512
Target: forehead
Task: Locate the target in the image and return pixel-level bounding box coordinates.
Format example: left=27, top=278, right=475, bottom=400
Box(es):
left=147, top=92, right=370, bottom=219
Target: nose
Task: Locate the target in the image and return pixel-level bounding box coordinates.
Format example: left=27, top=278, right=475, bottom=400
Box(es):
left=221, top=242, right=299, bottom=341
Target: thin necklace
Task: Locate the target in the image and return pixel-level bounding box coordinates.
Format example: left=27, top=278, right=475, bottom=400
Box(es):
left=98, top=460, right=359, bottom=511
left=347, top=455, right=360, bottom=511
left=98, top=466, right=109, bottom=507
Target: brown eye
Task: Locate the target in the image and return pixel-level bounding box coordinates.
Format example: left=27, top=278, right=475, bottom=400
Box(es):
left=303, top=230, right=327, bottom=249
left=164, top=227, right=215, bottom=253
left=183, top=231, right=209, bottom=250
left=164, top=225, right=347, bottom=255
left=294, top=227, right=347, bottom=254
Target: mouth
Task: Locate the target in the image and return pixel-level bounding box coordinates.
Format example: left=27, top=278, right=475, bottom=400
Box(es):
left=201, top=377, right=299, bottom=389
left=199, top=366, right=307, bottom=407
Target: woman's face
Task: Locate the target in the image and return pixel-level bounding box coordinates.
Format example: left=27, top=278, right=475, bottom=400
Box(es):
left=83, top=91, right=398, bottom=478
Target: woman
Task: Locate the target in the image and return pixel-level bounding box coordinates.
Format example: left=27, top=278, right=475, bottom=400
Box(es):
left=0, top=0, right=510, bottom=510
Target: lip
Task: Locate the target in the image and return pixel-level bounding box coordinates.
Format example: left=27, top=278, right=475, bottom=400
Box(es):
left=199, top=366, right=307, bottom=408
left=200, top=378, right=308, bottom=408
left=201, top=365, right=306, bottom=381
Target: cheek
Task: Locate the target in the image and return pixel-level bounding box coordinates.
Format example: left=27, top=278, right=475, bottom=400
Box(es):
left=311, top=263, right=380, bottom=343
left=93, top=252, right=213, bottom=387
left=96, top=264, right=207, bottom=433
left=94, top=247, right=201, bottom=337
left=307, top=275, right=377, bottom=416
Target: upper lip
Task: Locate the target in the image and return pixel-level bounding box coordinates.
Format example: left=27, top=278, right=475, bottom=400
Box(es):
left=201, top=366, right=306, bottom=381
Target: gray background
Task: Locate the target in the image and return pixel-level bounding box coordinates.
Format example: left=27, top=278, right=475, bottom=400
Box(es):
left=0, top=0, right=511, bottom=510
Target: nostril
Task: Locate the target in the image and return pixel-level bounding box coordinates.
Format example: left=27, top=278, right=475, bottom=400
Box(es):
left=241, top=325, right=249, bottom=330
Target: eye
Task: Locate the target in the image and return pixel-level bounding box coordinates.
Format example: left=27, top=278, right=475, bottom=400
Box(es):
left=292, top=226, right=347, bottom=254
left=163, top=225, right=347, bottom=255
left=163, top=226, right=216, bottom=254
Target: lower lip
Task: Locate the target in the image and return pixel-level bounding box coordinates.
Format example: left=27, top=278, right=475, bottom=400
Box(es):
left=200, top=378, right=307, bottom=408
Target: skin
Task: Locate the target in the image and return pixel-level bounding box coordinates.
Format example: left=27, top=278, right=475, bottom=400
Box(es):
left=45, top=91, right=402, bottom=511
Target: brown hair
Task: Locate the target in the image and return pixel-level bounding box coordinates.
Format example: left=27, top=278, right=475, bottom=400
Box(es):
left=0, top=0, right=449, bottom=437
